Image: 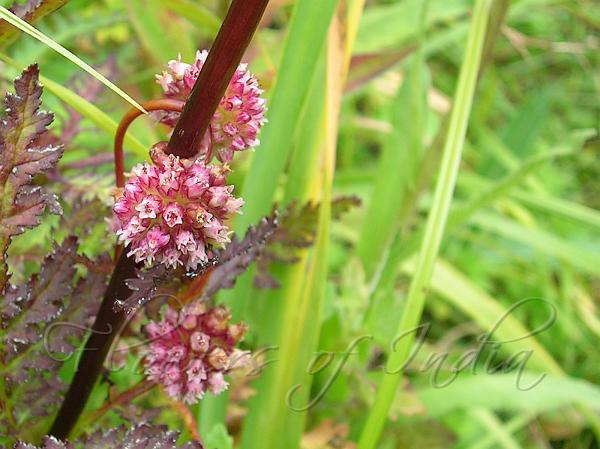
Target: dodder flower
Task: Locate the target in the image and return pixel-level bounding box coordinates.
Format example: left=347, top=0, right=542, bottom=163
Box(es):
left=144, top=303, right=247, bottom=404
left=113, top=147, right=243, bottom=270
left=156, top=50, right=267, bottom=163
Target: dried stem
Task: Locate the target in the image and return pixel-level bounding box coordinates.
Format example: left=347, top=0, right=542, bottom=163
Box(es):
left=49, top=0, right=269, bottom=439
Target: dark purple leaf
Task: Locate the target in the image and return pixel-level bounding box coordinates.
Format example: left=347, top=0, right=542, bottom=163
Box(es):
left=13, top=424, right=202, bottom=449
left=346, top=48, right=415, bottom=93
left=201, top=212, right=278, bottom=299
left=118, top=264, right=169, bottom=314
left=0, top=65, right=64, bottom=291
left=119, top=212, right=279, bottom=313
left=0, top=238, right=108, bottom=443
left=254, top=196, right=361, bottom=288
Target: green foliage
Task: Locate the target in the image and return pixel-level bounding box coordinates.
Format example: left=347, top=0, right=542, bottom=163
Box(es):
left=0, top=0, right=599, bottom=448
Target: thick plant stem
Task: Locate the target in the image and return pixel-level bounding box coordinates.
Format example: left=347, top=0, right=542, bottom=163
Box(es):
left=49, top=252, right=139, bottom=439
left=356, top=1, right=491, bottom=448
left=168, top=0, right=269, bottom=157
left=49, top=0, right=269, bottom=439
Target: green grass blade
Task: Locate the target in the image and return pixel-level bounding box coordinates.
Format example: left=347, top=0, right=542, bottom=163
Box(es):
left=511, top=190, right=600, bottom=231
left=0, top=5, right=146, bottom=113
left=357, top=2, right=491, bottom=447
left=238, top=78, right=328, bottom=449
left=419, top=374, right=600, bottom=417
left=355, top=0, right=466, bottom=53
left=469, top=414, right=534, bottom=449
left=405, top=258, right=600, bottom=438
left=356, top=0, right=429, bottom=277
left=388, top=149, right=575, bottom=263
left=18, top=13, right=125, bottom=62
left=469, top=409, right=525, bottom=449
left=407, top=258, right=562, bottom=374
left=0, top=0, right=68, bottom=46
left=163, top=0, right=220, bottom=35
left=235, top=0, right=341, bottom=233
left=239, top=5, right=364, bottom=448
left=0, top=53, right=148, bottom=157
left=40, top=76, right=148, bottom=157
left=471, top=212, right=600, bottom=276
left=127, top=0, right=194, bottom=63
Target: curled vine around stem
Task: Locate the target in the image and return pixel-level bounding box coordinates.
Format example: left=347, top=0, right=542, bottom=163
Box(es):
left=113, top=98, right=185, bottom=188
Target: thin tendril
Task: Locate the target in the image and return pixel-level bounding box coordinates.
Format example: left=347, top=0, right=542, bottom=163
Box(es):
left=114, top=98, right=185, bottom=188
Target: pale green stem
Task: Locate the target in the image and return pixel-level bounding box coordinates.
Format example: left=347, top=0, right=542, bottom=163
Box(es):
left=356, top=1, right=492, bottom=448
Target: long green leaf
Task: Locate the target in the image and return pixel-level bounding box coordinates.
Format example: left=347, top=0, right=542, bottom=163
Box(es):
left=406, top=258, right=562, bottom=374
left=1, top=52, right=148, bottom=157
left=41, top=73, right=149, bottom=156
left=387, top=149, right=575, bottom=264
left=357, top=2, right=491, bottom=447
left=512, top=190, right=600, bottom=231
left=419, top=374, right=600, bottom=417
left=127, top=0, right=194, bottom=63
left=236, top=0, right=341, bottom=233
left=469, top=414, right=534, bottom=449
left=469, top=409, right=525, bottom=449
left=0, top=0, right=68, bottom=46
left=163, top=0, right=220, bottom=35
left=238, top=66, right=328, bottom=449
left=355, top=0, right=466, bottom=53
left=0, top=5, right=146, bottom=113
left=239, top=4, right=364, bottom=449
left=470, top=212, right=600, bottom=276
left=356, top=0, right=428, bottom=277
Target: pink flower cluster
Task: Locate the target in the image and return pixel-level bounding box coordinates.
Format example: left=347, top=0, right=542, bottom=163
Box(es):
left=156, top=50, right=267, bottom=163
left=113, top=147, right=243, bottom=270
left=144, top=303, right=247, bottom=404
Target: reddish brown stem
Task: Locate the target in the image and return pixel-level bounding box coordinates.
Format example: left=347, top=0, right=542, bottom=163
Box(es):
left=167, top=0, right=269, bottom=157
left=171, top=400, right=203, bottom=443
left=50, top=0, right=269, bottom=440
left=114, top=99, right=185, bottom=187
left=50, top=250, right=140, bottom=438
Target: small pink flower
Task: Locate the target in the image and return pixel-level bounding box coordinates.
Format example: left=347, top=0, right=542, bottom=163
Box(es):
left=175, top=230, right=196, bottom=253
left=145, top=227, right=171, bottom=251
left=156, top=55, right=191, bottom=96
left=113, top=147, right=243, bottom=269
left=156, top=50, right=267, bottom=163
left=163, top=203, right=184, bottom=227
left=203, top=218, right=230, bottom=244
left=116, top=216, right=146, bottom=246
left=163, top=248, right=183, bottom=268
left=207, top=372, right=228, bottom=395
left=168, top=57, right=189, bottom=79
left=136, top=196, right=161, bottom=219
left=207, top=186, right=232, bottom=208
left=143, top=303, right=247, bottom=404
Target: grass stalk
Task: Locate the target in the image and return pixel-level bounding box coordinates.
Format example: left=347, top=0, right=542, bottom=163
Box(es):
left=356, top=1, right=492, bottom=447
left=235, top=0, right=340, bottom=232
left=356, top=0, right=429, bottom=277
left=239, top=4, right=365, bottom=448
left=0, top=5, right=146, bottom=113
